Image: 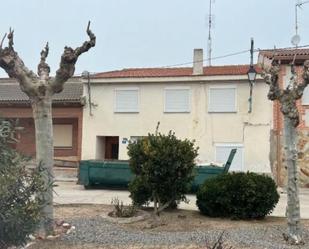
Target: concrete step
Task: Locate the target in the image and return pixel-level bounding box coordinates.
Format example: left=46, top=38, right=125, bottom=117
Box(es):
left=54, top=159, right=79, bottom=168
left=54, top=166, right=78, bottom=182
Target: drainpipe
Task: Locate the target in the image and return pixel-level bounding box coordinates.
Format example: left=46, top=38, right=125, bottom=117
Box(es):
left=82, top=70, right=94, bottom=116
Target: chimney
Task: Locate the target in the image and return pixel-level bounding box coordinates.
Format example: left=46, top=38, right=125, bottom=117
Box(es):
left=193, top=48, right=204, bottom=75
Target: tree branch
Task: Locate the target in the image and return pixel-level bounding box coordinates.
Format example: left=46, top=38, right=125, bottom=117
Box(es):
left=37, top=42, right=50, bottom=80
left=0, top=33, right=7, bottom=49
left=50, top=21, right=96, bottom=93
left=295, top=60, right=309, bottom=98
left=8, top=28, right=14, bottom=48
left=0, top=28, right=37, bottom=96
left=262, top=61, right=282, bottom=101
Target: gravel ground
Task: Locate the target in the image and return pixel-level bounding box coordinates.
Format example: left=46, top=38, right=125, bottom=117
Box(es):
left=61, top=216, right=309, bottom=249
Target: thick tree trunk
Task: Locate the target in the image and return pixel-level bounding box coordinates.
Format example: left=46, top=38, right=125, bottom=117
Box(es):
left=32, top=97, right=54, bottom=235
left=284, top=116, right=302, bottom=244
left=1, top=23, right=95, bottom=237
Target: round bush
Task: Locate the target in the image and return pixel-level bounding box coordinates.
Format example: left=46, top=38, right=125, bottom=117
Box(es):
left=196, top=172, right=280, bottom=219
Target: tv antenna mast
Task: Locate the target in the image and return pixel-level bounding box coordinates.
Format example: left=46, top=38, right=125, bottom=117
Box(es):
left=292, top=0, right=309, bottom=46
left=207, top=0, right=215, bottom=66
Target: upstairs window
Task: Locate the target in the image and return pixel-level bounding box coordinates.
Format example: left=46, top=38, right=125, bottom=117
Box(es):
left=114, top=88, right=139, bottom=113
left=164, top=87, right=190, bottom=113
left=208, top=86, right=237, bottom=113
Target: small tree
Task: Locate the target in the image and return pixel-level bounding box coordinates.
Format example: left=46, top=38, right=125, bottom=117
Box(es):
left=262, top=60, right=309, bottom=244
left=0, top=119, right=45, bottom=249
left=128, top=124, right=198, bottom=216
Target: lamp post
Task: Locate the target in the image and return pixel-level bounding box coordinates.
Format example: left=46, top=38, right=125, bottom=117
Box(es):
left=247, top=38, right=257, bottom=113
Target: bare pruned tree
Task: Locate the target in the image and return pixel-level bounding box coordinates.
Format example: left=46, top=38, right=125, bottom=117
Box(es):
left=262, top=59, right=309, bottom=245
left=0, top=22, right=96, bottom=235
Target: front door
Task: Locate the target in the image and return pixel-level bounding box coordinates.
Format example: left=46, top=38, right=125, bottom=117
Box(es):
left=105, top=136, right=119, bottom=160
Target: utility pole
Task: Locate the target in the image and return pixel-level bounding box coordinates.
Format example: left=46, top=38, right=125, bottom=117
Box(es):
left=247, top=38, right=257, bottom=113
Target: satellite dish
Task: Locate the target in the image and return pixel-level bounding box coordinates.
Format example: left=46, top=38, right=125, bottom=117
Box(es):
left=291, top=34, right=301, bottom=46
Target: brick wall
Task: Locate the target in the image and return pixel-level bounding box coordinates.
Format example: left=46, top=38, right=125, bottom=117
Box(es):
left=272, top=64, right=309, bottom=187
left=0, top=106, right=83, bottom=160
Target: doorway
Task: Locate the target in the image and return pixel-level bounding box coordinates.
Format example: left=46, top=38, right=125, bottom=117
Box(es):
left=96, top=136, right=119, bottom=160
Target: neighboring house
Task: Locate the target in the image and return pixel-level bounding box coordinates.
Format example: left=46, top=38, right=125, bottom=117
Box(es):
left=258, top=48, right=309, bottom=187
left=0, top=78, right=83, bottom=161
left=81, top=49, right=272, bottom=174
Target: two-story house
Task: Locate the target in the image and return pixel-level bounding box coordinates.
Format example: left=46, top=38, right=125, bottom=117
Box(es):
left=81, top=49, right=272, bottom=174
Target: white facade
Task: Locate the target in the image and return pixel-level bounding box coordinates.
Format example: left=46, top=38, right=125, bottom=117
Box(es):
left=81, top=75, right=272, bottom=173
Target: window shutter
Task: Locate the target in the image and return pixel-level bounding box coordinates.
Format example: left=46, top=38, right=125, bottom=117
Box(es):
left=209, top=88, right=236, bottom=112
left=53, top=124, right=73, bottom=147
left=115, top=89, right=139, bottom=112
left=165, top=89, right=190, bottom=112
left=216, top=145, right=243, bottom=171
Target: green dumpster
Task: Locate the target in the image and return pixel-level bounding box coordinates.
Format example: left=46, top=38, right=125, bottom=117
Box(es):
left=78, top=149, right=237, bottom=191
left=79, top=160, right=133, bottom=189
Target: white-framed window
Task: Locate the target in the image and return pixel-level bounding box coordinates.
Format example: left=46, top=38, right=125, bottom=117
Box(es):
left=114, top=88, right=139, bottom=113
left=130, top=136, right=145, bottom=143
left=164, top=87, right=191, bottom=113
left=215, top=143, right=244, bottom=171
left=53, top=124, right=73, bottom=148
left=302, top=87, right=309, bottom=105
left=208, top=86, right=237, bottom=113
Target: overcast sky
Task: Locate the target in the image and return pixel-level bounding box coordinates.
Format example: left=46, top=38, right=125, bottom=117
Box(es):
left=0, top=0, right=308, bottom=77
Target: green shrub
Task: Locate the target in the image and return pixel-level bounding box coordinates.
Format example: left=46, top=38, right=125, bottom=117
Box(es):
left=0, top=119, right=45, bottom=249
left=128, top=123, right=198, bottom=215
left=196, top=172, right=280, bottom=219
left=129, top=176, right=152, bottom=206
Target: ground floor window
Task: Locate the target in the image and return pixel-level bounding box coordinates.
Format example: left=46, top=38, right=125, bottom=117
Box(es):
left=130, top=136, right=145, bottom=143
left=53, top=124, right=73, bottom=148
left=215, top=143, right=244, bottom=171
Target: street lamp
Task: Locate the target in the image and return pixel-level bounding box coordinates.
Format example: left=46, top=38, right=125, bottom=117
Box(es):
left=247, top=66, right=257, bottom=84
left=247, top=38, right=257, bottom=113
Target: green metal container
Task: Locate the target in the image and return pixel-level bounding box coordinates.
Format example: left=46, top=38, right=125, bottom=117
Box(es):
left=78, top=149, right=236, bottom=191
left=79, top=160, right=134, bottom=189
left=191, top=166, right=225, bottom=192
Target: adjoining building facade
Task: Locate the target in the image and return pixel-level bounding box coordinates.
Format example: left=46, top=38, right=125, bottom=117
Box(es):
left=258, top=48, right=309, bottom=187
left=81, top=50, right=273, bottom=174
left=0, top=78, right=84, bottom=161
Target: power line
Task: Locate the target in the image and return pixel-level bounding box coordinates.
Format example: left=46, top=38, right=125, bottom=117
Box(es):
left=163, top=44, right=309, bottom=68
left=163, top=49, right=250, bottom=68
left=74, top=44, right=309, bottom=75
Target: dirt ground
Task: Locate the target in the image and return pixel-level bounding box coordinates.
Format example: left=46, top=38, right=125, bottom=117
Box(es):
left=28, top=204, right=309, bottom=249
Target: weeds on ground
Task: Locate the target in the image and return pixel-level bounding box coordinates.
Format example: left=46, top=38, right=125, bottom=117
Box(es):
left=110, top=197, right=137, bottom=218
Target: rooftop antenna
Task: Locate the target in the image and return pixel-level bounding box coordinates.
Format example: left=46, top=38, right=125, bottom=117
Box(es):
left=207, top=0, right=215, bottom=66
left=292, top=0, right=309, bottom=47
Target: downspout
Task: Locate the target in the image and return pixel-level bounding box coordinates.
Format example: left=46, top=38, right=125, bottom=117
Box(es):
left=82, top=71, right=95, bottom=116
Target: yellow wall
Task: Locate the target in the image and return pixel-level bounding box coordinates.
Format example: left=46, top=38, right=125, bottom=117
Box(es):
left=82, top=78, right=272, bottom=173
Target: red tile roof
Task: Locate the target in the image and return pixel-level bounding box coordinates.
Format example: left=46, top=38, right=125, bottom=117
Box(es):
left=95, top=65, right=261, bottom=79
left=259, top=48, right=309, bottom=61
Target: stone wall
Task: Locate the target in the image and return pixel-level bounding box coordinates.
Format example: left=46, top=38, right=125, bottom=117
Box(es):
left=270, top=129, right=309, bottom=187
